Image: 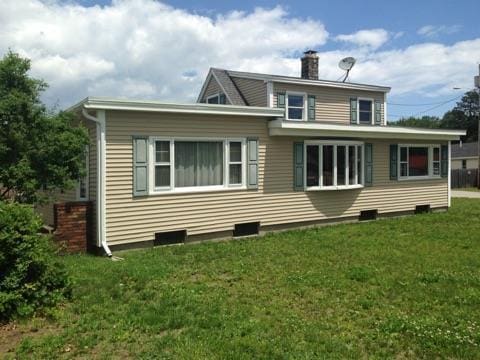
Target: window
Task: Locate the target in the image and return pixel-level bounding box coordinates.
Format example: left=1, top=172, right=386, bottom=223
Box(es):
left=305, top=141, right=364, bottom=190
left=462, top=159, right=467, bottom=170
left=154, top=141, right=171, bottom=188
left=207, top=93, right=226, bottom=104
left=286, top=93, right=306, bottom=120
left=398, top=145, right=441, bottom=179
left=228, top=141, right=242, bottom=185
left=152, top=138, right=245, bottom=193
left=358, top=99, right=373, bottom=124
left=77, top=146, right=89, bottom=200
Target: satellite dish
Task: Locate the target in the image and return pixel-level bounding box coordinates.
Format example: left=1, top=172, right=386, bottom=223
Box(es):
left=338, top=57, right=356, bottom=82
left=339, top=57, right=356, bottom=71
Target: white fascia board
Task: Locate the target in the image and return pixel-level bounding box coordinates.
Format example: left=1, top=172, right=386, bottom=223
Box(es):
left=226, top=70, right=391, bottom=93
left=74, top=97, right=284, bottom=118
left=196, top=70, right=213, bottom=103
left=268, top=120, right=466, bottom=141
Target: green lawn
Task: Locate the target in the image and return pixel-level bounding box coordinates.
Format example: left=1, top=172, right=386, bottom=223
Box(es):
left=4, top=199, right=480, bottom=359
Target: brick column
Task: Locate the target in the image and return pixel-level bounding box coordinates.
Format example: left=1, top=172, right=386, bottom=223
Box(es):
left=54, top=201, right=92, bottom=253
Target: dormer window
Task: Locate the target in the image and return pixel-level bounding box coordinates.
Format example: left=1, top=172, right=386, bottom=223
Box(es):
left=358, top=99, right=373, bottom=124
left=207, top=93, right=226, bottom=104
left=286, top=92, right=306, bottom=121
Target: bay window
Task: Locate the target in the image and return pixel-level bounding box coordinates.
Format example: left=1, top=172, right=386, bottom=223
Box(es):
left=398, top=145, right=441, bottom=179
left=152, top=138, right=246, bottom=193
left=305, top=141, right=364, bottom=190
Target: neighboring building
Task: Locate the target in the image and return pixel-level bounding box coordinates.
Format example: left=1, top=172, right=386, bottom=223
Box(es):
left=38, top=50, right=465, bottom=255
left=451, top=142, right=478, bottom=170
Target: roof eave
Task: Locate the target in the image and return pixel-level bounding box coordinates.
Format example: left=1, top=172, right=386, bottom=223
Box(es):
left=70, top=97, right=284, bottom=118
left=268, top=120, right=465, bottom=141
left=226, top=70, right=391, bottom=93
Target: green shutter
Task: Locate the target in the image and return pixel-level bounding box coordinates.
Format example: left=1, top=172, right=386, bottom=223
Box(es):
left=293, top=142, right=304, bottom=191
left=247, top=138, right=259, bottom=189
left=375, top=100, right=382, bottom=125
left=133, top=136, right=149, bottom=197
left=350, top=98, right=357, bottom=124
left=441, top=144, right=448, bottom=178
left=308, top=95, right=315, bottom=121
left=390, top=144, right=398, bottom=180
left=277, top=93, right=286, bottom=108
left=219, top=93, right=226, bottom=104
left=365, top=143, right=373, bottom=186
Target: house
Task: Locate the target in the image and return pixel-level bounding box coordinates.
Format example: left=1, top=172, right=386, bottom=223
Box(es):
left=38, top=50, right=465, bottom=255
left=451, top=142, right=478, bottom=170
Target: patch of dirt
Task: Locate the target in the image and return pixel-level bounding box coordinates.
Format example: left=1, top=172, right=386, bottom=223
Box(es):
left=0, top=320, right=61, bottom=354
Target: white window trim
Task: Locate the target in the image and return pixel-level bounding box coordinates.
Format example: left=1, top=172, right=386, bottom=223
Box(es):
left=149, top=137, right=247, bottom=195
left=357, top=97, right=374, bottom=125
left=77, top=145, right=89, bottom=201
left=227, top=140, right=244, bottom=187
left=398, top=144, right=442, bottom=181
left=286, top=91, right=307, bottom=121
left=304, top=140, right=365, bottom=191
left=206, top=93, right=221, bottom=104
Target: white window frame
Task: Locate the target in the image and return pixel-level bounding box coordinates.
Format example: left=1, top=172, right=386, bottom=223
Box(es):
left=206, top=93, right=221, bottom=104
left=357, top=97, right=374, bottom=125
left=286, top=91, right=307, bottom=121
left=77, top=145, right=89, bottom=200
left=149, top=137, right=247, bottom=195
left=227, top=140, right=244, bottom=186
left=398, top=144, right=442, bottom=180
left=304, top=140, right=364, bottom=191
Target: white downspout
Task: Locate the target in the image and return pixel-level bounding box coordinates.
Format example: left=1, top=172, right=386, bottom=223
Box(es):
left=82, top=108, right=112, bottom=257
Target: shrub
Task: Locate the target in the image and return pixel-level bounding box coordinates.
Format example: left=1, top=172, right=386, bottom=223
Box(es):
left=0, top=201, right=71, bottom=322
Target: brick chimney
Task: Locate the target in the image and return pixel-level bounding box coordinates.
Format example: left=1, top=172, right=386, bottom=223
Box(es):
left=301, top=50, right=319, bottom=80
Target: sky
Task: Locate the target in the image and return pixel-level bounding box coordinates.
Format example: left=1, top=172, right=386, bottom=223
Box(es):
left=1, top=0, right=479, bottom=120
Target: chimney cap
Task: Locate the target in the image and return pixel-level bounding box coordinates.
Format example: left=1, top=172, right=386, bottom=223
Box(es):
left=303, top=50, right=318, bottom=56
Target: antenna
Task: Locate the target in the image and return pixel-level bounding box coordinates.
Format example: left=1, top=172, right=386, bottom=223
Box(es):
left=338, top=57, right=356, bottom=82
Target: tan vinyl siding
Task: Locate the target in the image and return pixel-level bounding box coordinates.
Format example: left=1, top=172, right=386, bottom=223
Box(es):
left=104, top=111, right=447, bottom=246
left=273, top=83, right=385, bottom=125
left=201, top=76, right=229, bottom=104
left=230, top=77, right=266, bottom=107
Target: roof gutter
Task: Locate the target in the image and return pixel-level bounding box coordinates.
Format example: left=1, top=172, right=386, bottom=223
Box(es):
left=81, top=108, right=112, bottom=257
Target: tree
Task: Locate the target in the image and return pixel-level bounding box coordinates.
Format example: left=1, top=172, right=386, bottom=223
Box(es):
left=441, top=91, right=479, bottom=142
left=0, top=51, right=89, bottom=203
left=390, top=115, right=442, bottom=128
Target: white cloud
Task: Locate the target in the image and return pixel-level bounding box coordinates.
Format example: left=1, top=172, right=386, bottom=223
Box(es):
left=316, top=39, right=480, bottom=97
left=335, top=29, right=390, bottom=50
left=0, top=0, right=478, bottom=109
left=417, top=25, right=461, bottom=38
left=0, top=0, right=328, bottom=106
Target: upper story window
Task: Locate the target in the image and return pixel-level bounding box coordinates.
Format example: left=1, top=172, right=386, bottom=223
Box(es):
left=358, top=99, right=373, bottom=124
left=286, top=93, right=306, bottom=120
left=305, top=140, right=364, bottom=190
left=207, top=93, right=226, bottom=104
left=399, top=145, right=441, bottom=180
left=462, top=159, right=467, bottom=169
left=151, top=138, right=246, bottom=193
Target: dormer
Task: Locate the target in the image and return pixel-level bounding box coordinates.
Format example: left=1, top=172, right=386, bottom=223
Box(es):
left=197, top=51, right=390, bottom=126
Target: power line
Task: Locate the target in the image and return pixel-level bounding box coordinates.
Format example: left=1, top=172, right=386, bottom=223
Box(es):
left=387, top=92, right=469, bottom=119
left=388, top=93, right=467, bottom=107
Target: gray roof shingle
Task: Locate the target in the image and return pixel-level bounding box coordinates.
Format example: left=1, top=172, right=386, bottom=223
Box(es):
left=211, top=68, right=246, bottom=106
left=451, top=142, right=478, bottom=158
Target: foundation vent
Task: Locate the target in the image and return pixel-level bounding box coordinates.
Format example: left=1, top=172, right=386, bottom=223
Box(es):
left=233, top=222, right=260, bottom=237
left=359, top=209, right=378, bottom=221
left=154, top=229, right=186, bottom=246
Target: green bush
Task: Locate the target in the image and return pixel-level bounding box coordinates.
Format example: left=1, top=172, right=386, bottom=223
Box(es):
left=0, top=201, right=71, bottom=322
